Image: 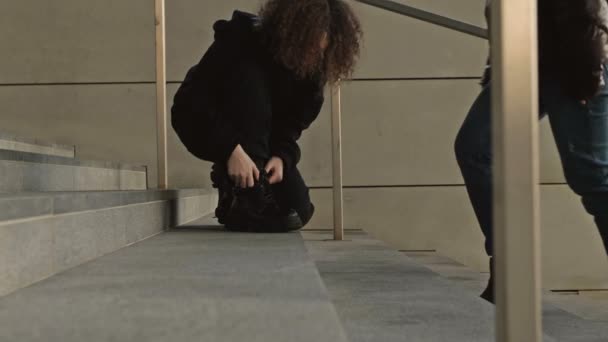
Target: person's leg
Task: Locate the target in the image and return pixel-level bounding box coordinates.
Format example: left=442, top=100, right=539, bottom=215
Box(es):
left=272, top=167, right=315, bottom=227
left=542, top=80, right=608, bottom=255
left=454, top=85, right=495, bottom=255
left=454, top=85, right=497, bottom=302
left=455, top=84, right=549, bottom=303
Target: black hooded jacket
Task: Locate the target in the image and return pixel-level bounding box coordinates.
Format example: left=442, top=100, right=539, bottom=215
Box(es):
left=171, top=11, right=325, bottom=173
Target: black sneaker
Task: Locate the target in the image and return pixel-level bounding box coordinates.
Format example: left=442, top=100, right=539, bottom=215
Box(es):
left=225, top=171, right=303, bottom=233
left=215, top=188, right=233, bottom=225
left=211, top=164, right=233, bottom=225
left=480, top=257, right=495, bottom=304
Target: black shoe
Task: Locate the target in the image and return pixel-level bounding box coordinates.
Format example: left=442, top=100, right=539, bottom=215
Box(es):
left=225, top=171, right=303, bottom=233
left=215, top=188, right=233, bottom=225
left=211, top=164, right=233, bottom=225
left=480, top=257, right=495, bottom=304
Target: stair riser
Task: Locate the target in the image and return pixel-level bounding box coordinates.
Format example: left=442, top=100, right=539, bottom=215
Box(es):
left=0, top=193, right=217, bottom=297
left=0, top=161, right=146, bottom=192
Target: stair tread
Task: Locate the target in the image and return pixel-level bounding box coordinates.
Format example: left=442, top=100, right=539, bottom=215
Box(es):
left=0, top=189, right=211, bottom=222
left=0, top=131, right=75, bottom=158
left=0, top=149, right=145, bottom=171
left=0, top=217, right=348, bottom=342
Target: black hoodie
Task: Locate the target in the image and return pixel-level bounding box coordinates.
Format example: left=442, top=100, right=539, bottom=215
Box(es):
left=171, top=11, right=325, bottom=173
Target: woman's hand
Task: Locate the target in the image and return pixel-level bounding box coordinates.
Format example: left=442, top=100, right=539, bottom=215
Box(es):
left=228, top=145, right=260, bottom=188
left=265, top=157, right=284, bottom=185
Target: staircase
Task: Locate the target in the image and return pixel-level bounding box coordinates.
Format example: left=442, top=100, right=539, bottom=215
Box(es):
left=0, top=133, right=217, bottom=298
left=1, top=134, right=607, bottom=341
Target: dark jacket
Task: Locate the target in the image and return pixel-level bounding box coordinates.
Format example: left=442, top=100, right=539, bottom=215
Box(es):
left=171, top=11, right=325, bottom=173
left=482, top=0, right=608, bottom=87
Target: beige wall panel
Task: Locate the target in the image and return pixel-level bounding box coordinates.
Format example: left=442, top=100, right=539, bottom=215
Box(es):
left=349, top=1, right=487, bottom=79
left=167, top=127, right=213, bottom=189
left=307, top=189, right=335, bottom=230
left=166, top=0, right=262, bottom=82
left=341, top=79, right=478, bottom=186
left=0, top=85, right=168, bottom=188
left=0, top=0, right=155, bottom=83
left=307, top=186, right=608, bottom=290
left=339, top=80, right=566, bottom=186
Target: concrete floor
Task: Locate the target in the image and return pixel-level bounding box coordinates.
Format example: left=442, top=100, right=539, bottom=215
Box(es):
left=403, top=250, right=608, bottom=341
left=1, top=217, right=605, bottom=342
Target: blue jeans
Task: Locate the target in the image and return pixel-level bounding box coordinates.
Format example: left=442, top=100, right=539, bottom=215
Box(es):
left=455, top=74, right=608, bottom=256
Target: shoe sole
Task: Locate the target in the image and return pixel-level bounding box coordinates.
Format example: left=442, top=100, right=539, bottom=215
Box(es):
left=224, top=212, right=303, bottom=233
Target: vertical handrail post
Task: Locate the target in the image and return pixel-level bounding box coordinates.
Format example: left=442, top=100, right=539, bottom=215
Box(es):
left=492, top=0, right=542, bottom=341
left=155, top=0, right=169, bottom=189
left=331, top=84, right=344, bottom=241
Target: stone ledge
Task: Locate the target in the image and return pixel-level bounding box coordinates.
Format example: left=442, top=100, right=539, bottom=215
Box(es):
left=0, top=189, right=212, bottom=222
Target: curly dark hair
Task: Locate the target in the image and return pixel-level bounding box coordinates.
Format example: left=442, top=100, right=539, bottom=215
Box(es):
left=539, top=0, right=608, bottom=100
left=258, top=0, right=363, bottom=84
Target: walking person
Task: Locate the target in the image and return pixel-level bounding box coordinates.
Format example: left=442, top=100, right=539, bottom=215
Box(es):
left=455, top=0, right=608, bottom=303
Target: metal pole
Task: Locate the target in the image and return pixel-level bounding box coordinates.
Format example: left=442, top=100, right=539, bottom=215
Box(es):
left=491, top=0, right=542, bottom=341
left=331, top=84, right=344, bottom=241
left=155, top=0, right=169, bottom=189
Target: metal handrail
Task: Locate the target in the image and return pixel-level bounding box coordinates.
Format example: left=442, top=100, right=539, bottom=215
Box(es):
left=353, top=0, right=488, bottom=40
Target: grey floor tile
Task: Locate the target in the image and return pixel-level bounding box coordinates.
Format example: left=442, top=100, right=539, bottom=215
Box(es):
left=303, top=231, right=496, bottom=342
left=399, top=245, right=608, bottom=341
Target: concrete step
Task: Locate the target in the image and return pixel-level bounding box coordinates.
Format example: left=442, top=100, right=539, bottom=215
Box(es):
left=403, top=251, right=608, bottom=341
left=0, top=189, right=217, bottom=297
left=0, top=131, right=75, bottom=158
left=302, top=230, right=498, bottom=342
left=0, top=217, right=349, bottom=342
left=0, top=149, right=147, bottom=192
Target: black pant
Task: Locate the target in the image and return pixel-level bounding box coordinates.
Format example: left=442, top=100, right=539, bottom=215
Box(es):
left=212, top=162, right=314, bottom=227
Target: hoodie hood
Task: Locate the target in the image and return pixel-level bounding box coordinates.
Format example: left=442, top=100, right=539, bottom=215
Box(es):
left=213, top=11, right=261, bottom=47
